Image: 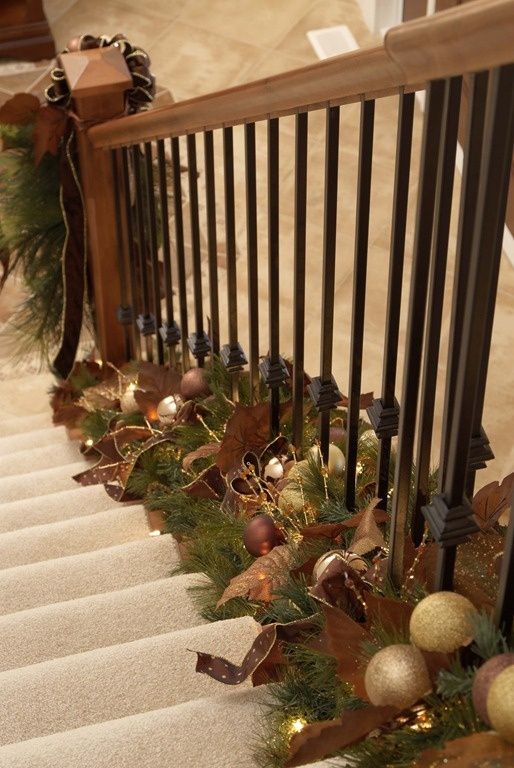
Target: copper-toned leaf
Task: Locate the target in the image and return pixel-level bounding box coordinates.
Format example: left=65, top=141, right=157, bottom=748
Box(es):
left=182, top=442, right=220, bottom=473
left=137, top=361, right=182, bottom=398
left=364, top=591, right=414, bottom=636
left=216, top=402, right=271, bottom=474
left=414, top=731, right=514, bottom=767
left=286, top=705, right=398, bottom=767
left=472, top=472, right=514, bottom=530
left=349, top=497, right=385, bottom=555
left=318, top=603, right=370, bottom=699
left=33, top=105, right=67, bottom=166
left=182, top=463, right=226, bottom=500
left=339, top=391, right=374, bottom=410
left=301, top=505, right=388, bottom=540
left=0, top=93, right=40, bottom=125
left=217, top=545, right=294, bottom=607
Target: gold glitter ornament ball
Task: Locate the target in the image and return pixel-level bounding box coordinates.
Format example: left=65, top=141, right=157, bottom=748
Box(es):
left=486, top=665, right=514, bottom=743
left=472, top=653, right=514, bottom=725
left=364, top=644, right=432, bottom=708
left=409, top=591, right=476, bottom=653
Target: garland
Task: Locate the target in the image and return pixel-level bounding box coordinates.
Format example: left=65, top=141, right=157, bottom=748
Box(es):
left=49, top=356, right=514, bottom=767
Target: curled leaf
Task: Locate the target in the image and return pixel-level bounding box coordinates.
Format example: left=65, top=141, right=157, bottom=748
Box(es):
left=349, top=497, right=385, bottom=555
left=216, top=545, right=294, bottom=607
left=216, top=402, right=271, bottom=474
left=472, top=472, right=514, bottom=530
left=414, top=731, right=514, bottom=767
left=182, top=442, right=220, bottom=473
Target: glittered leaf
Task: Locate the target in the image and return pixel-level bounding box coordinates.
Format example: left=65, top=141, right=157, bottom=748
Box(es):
left=414, top=731, right=514, bottom=767
left=216, top=545, right=294, bottom=607
left=349, top=497, right=385, bottom=555
left=182, top=463, right=226, bottom=500
left=472, top=472, right=514, bottom=530
left=182, top=443, right=220, bottom=473
left=285, top=705, right=398, bottom=767
left=216, top=402, right=271, bottom=474
left=0, top=93, right=40, bottom=125
left=339, top=391, right=374, bottom=410
left=33, top=106, right=67, bottom=166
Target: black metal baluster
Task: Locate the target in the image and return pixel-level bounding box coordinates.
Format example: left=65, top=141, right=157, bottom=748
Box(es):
left=308, top=106, right=343, bottom=461
left=423, top=64, right=514, bottom=592
left=186, top=133, right=210, bottom=366
left=156, top=138, right=181, bottom=365
left=121, top=147, right=141, bottom=360
left=171, top=137, right=191, bottom=371
left=110, top=148, right=132, bottom=361
left=143, top=142, right=164, bottom=365
left=388, top=81, right=446, bottom=586
left=345, top=99, right=375, bottom=511
left=261, top=118, right=288, bottom=433
left=495, top=493, right=514, bottom=640
left=368, top=90, right=415, bottom=508
left=411, top=77, right=462, bottom=545
left=292, top=111, right=308, bottom=455
left=131, top=144, right=155, bottom=361
left=245, top=122, right=259, bottom=404
left=221, top=126, right=247, bottom=398
left=204, top=130, right=220, bottom=357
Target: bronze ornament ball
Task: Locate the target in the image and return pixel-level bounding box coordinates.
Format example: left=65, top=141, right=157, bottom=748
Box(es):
left=364, top=644, right=432, bottom=708
left=486, top=665, right=514, bottom=743
left=180, top=368, right=211, bottom=400
left=472, top=653, right=514, bottom=725
left=312, top=549, right=367, bottom=582
left=243, top=514, right=282, bottom=557
left=409, top=591, right=476, bottom=653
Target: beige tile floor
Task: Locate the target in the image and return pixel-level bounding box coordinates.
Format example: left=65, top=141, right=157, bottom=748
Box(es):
left=0, top=0, right=512, bottom=487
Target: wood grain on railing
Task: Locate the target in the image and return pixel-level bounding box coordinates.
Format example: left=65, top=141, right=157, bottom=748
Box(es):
left=88, top=0, right=513, bottom=150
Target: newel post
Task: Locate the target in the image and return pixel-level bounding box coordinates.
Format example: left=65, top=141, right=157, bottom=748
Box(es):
left=60, top=48, right=133, bottom=367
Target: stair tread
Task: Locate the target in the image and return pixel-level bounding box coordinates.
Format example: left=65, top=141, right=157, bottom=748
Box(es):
left=0, top=687, right=268, bottom=768
left=0, top=616, right=260, bottom=746
left=0, top=461, right=88, bottom=503
left=0, top=425, right=67, bottom=456
left=0, top=573, right=209, bottom=672
left=0, top=535, right=180, bottom=617
left=0, top=505, right=150, bottom=570
left=0, top=441, right=83, bottom=478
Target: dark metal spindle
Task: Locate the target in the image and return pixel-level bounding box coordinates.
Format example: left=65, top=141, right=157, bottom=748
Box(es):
left=156, top=138, right=181, bottom=365
left=411, top=77, right=462, bottom=545
left=244, top=122, right=259, bottom=404
left=292, top=112, right=308, bottom=454
left=345, top=99, right=375, bottom=511
left=495, top=489, right=514, bottom=640
left=131, top=144, right=155, bottom=361
left=424, top=64, right=514, bottom=592
left=110, top=149, right=132, bottom=361
left=120, top=147, right=141, bottom=360
left=308, top=106, right=343, bottom=461
left=186, top=133, right=210, bottom=366
left=170, top=137, right=191, bottom=371
left=369, top=90, right=415, bottom=508
left=204, top=131, right=220, bottom=356
left=143, top=142, right=164, bottom=365
left=388, top=80, right=446, bottom=585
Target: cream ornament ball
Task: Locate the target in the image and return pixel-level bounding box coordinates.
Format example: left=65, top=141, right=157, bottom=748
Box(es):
left=263, top=457, right=285, bottom=482
left=364, top=644, right=432, bottom=709
left=157, top=395, right=181, bottom=425
left=312, top=549, right=367, bottom=581
left=120, top=383, right=139, bottom=413
left=486, top=665, right=514, bottom=744
left=409, top=591, right=476, bottom=653
left=309, top=443, right=345, bottom=477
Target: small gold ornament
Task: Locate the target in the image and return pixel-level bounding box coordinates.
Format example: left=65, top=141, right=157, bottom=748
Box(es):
left=157, top=395, right=182, bottom=425
left=120, top=382, right=138, bottom=413
left=364, top=644, right=432, bottom=708
left=312, top=549, right=367, bottom=582
left=309, top=443, right=345, bottom=477
left=486, top=665, right=514, bottom=743
left=409, top=591, right=476, bottom=653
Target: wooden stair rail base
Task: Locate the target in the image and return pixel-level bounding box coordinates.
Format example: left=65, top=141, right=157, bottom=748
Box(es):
left=60, top=47, right=133, bottom=367
left=0, top=0, right=55, bottom=62
left=88, top=0, right=514, bottom=150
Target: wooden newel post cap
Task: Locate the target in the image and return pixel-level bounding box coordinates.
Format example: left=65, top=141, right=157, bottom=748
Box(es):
left=60, top=47, right=133, bottom=122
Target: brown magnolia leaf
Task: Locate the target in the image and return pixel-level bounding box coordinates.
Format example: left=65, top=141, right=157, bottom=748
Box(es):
left=364, top=591, right=414, bottom=637
left=318, top=603, right=370, bottom=699
left=76, top=378, right=121, bottom=412
left=0, top=93, right=40, bottom=125
left=349, top=497, right=385, bottom=555
left=182, top=442, right=220, bottom=473
left=339, top=391, right=374, bottom=410
left=216, top=402, right=271, bottom=474
left=472, top=472, right=514, bottom=530
left=33, top=106, right=67, bottom=166
left=182, top=463, right=226, bottom=500
left=137, top=361, right=182, bottom=398
left=286, top=705, right=398, bottom=767
left=217, top=545, right=294, bottom=607
left=301, top=506, right=388, bottom=540
left=414, top=731, right=514, bottom=767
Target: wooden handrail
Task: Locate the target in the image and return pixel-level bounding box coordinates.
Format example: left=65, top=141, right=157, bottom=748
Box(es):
left=88, top=0, right=513, bottom=150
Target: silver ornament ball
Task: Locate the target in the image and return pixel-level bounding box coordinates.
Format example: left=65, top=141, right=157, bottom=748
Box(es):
left=157, top=395, right=181, bottom=425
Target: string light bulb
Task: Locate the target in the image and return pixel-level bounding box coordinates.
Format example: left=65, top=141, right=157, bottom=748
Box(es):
left=289, top=717, right=307, bottom=734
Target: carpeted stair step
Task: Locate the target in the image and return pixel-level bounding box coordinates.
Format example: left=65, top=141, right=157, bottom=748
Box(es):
left=0, top=687, right=268, bottom=768
left=0, top=485, right=119, bottom=534
left=0, top=616, right=260, bottom=746
left=0, top=372, right=55, bottom=417
left=0, top=412, right=53, bottom=436
left=0, top=442, right=83, bottom=478
left=0, top=573, right=210, bottom=672
left=0, top=462, right=89, bottom=503
left=0, top=535, right=180, bottom=616
left=0, top=425, right=67, bottom=456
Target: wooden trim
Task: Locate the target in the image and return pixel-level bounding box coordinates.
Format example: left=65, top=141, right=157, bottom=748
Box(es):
left=0, top=1, right=55, bottom=61
left=89, top=0, right=513, bottom=150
